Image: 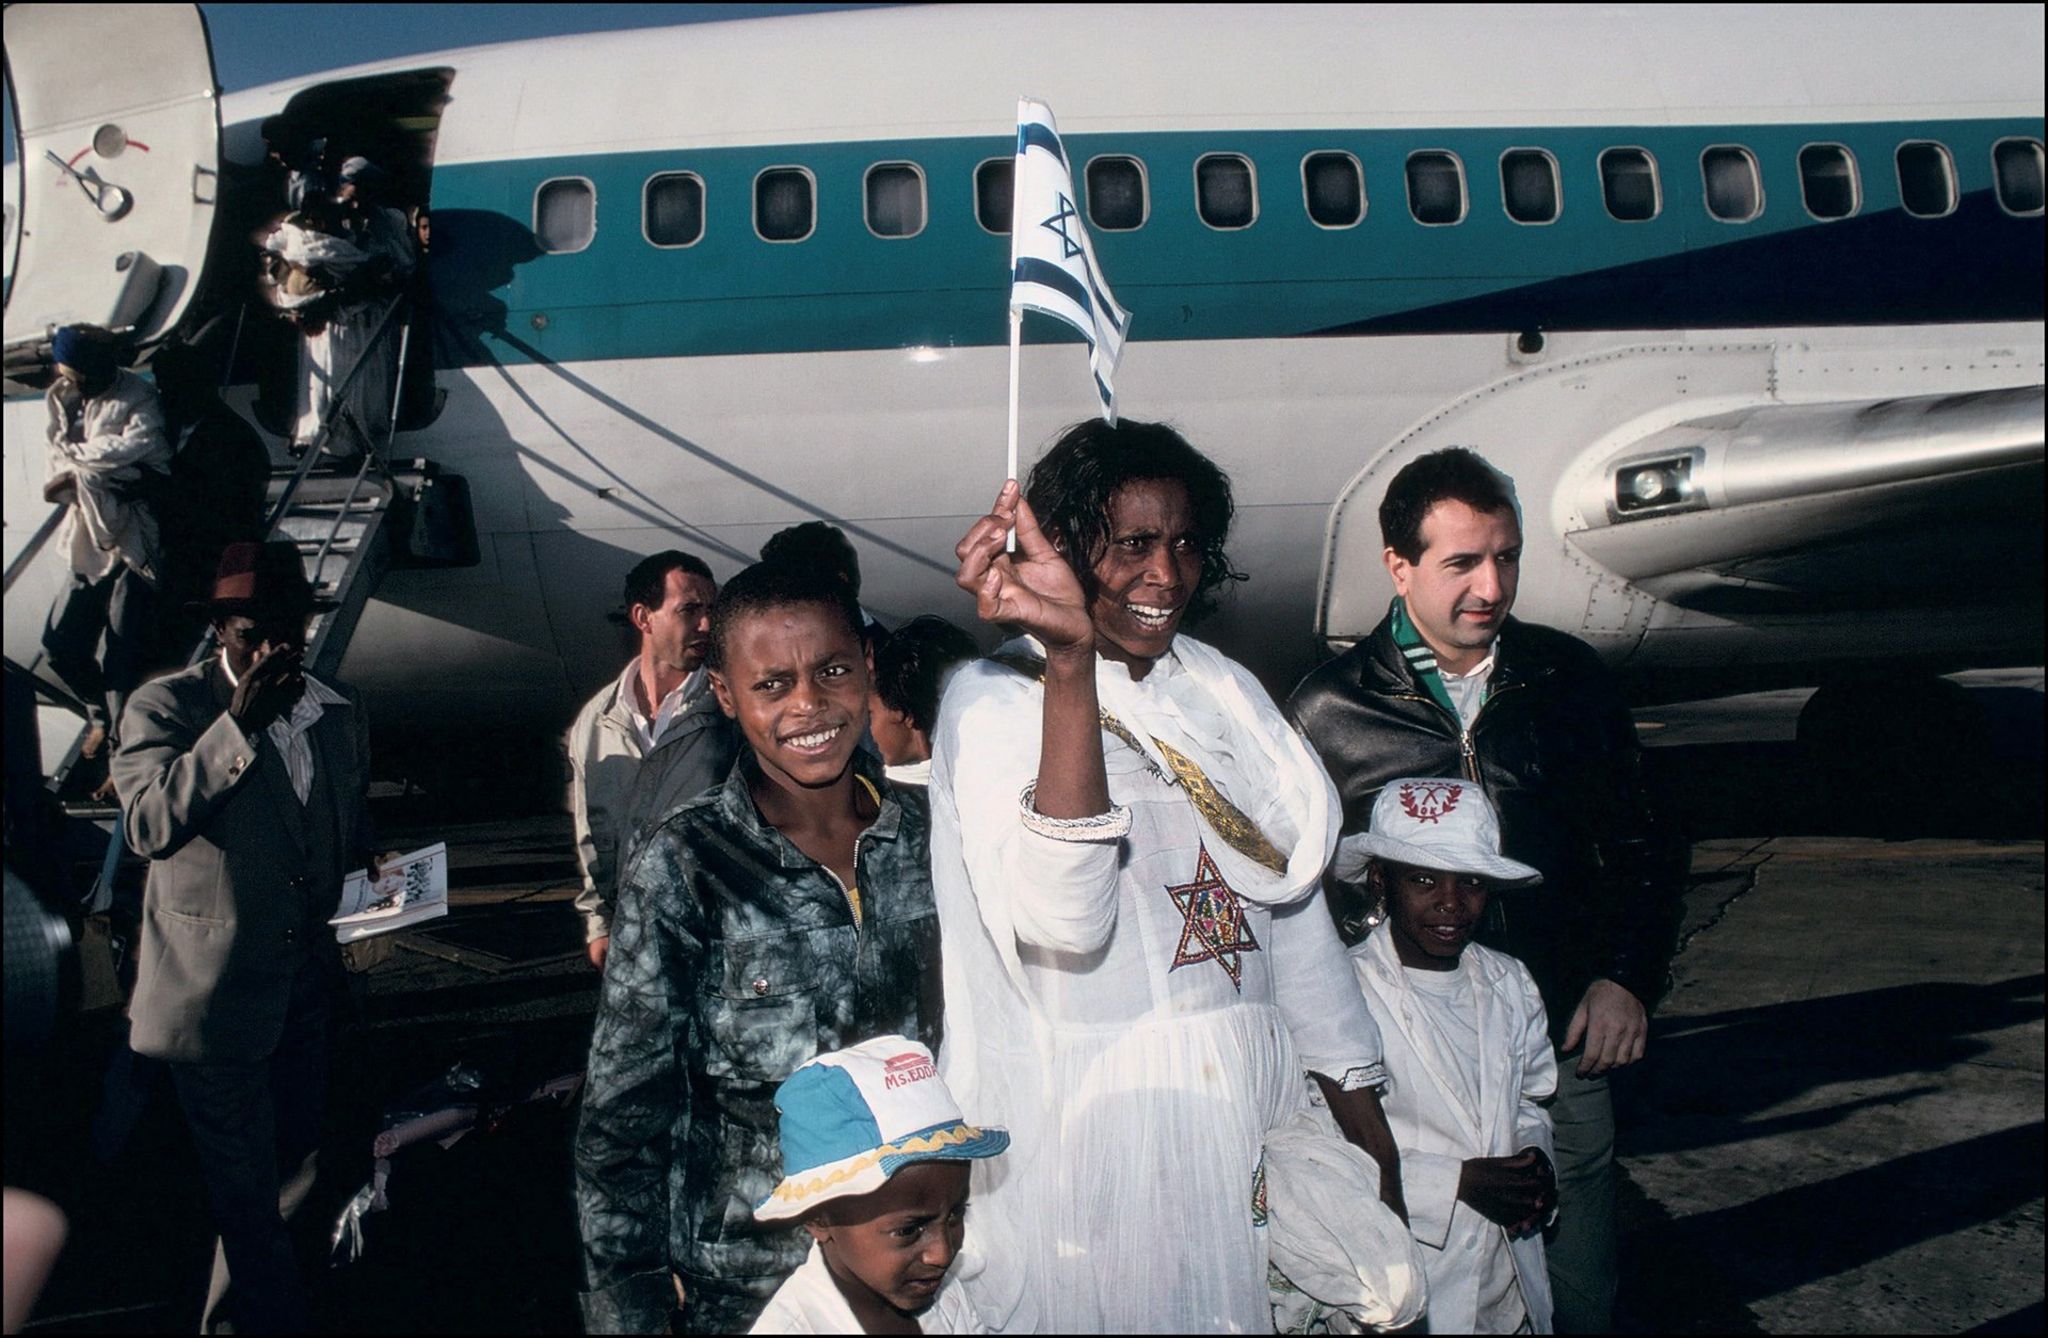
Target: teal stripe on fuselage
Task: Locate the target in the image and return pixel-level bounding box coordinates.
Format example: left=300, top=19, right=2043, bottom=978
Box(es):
left=428, top=117, right=2044, bottom=366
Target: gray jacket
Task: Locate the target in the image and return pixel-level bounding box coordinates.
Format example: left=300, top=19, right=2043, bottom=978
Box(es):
left=113, top=659, right=371, bottom=1063
left=565, top=666, right=736, bottom=944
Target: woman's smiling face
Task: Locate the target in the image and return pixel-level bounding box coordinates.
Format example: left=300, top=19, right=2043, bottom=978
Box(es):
left=1085, top=478, right=1204, bottom=674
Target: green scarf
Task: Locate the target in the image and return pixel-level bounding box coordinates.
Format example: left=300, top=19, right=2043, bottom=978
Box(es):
left=1389, top=597, right=1459, bottom=718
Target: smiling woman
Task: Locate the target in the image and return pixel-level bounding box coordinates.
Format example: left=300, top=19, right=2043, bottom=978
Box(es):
left=929, top=419, right=1418, bottom=1333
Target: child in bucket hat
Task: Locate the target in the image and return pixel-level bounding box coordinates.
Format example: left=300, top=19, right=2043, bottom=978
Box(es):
left=1334, top=779, right=1561, bottom=1334
left=750, top=1037, right=1006, bottom=1335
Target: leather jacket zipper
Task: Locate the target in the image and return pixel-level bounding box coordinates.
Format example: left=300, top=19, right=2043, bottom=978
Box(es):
left=1388, top=682, right=1526, bottom=783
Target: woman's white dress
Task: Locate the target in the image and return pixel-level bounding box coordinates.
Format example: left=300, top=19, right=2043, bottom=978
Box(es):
left=930, top=635, right=1388, bottom=1333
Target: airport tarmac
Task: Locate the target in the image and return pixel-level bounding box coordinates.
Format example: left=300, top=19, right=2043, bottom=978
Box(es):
left=8, top=680, right=2042, bottom=1334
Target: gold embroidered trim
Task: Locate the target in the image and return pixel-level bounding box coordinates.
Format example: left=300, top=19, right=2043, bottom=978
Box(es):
left=768, top=1124, right=982, bottom=1203
left=1151, top=738, right=1288, bottom=874
left=989, top=653, right=1288, bottom=875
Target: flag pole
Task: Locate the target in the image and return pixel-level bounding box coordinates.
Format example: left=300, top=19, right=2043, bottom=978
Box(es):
left=1005, top=306, right=1022, bottom=552
left=1005, top=96, right=1028, bottom=553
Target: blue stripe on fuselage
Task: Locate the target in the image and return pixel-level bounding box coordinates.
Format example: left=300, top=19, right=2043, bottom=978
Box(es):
left=423, top=117, right=2044, bottom=369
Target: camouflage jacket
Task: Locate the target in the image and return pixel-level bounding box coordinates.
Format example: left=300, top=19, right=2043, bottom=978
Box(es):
left=574, top=750, right=942, bottom=1335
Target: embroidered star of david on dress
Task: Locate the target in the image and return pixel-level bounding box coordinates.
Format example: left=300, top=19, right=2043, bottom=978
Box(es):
left=1040, top=192, right=1085, bottom=259
left=1165, top=842, right=1261, bottom=990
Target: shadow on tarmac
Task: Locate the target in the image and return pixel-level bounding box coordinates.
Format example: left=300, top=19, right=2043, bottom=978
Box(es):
left=1631, top=975, right=2045, bottom=1157
left=1612, top=676, right=2042, bottom=1334
left=1642, top=680, right=2045, bottom=845
left=1614, top=978, right=2045, bottom=1330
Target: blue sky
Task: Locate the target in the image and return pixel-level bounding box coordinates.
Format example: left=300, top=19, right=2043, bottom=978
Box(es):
left=6, top=4, right=884, bottom=156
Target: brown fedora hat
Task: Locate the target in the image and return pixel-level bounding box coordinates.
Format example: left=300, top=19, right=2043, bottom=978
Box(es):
left=191, top=541, right=321, bottom=617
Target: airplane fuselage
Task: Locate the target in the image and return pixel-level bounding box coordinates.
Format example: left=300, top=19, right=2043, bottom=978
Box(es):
left=6, top=4, right=2042, bottom=746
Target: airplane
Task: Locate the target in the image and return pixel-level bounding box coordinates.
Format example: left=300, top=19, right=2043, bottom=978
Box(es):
left=6, top=2, right=2042, bottom=793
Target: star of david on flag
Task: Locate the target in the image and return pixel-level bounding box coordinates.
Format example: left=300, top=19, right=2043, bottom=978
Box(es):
left=1010, top=97, right=1132, bottom=424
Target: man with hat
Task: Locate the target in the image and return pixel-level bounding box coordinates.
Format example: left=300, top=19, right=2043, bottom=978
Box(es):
left=41, top=323, right=173, bottom=759
left=111, top=540, right=375, bottom=1334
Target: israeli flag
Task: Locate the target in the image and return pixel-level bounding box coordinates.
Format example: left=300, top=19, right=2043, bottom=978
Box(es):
left=1010, top=98, right=1132, bottom=424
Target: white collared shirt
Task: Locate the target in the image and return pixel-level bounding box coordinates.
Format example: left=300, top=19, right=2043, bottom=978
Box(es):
left=618, top=660, right=705, bottom=753
left=1441, top=648, right=1496, bottom=732
left=221, top=651, right=348, bottom=804
left=883, top=758, right=933, bottom=788
left=750, top=1242, right=986, bottom=1335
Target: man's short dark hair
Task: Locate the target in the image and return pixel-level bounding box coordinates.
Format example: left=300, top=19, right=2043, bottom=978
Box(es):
left=873, top=615, right=979, bottom=736
left=708, top=560, right=865, bottom=674
left=1023, top=418, right=1246, bottom=620
left=760, top=522, right=861, bottom=598
left=622, top=550, right=714, bottom=614
left=1377, top=448, right=1520, bottom=562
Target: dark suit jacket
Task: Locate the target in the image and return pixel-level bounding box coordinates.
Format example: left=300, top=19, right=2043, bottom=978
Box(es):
left=113, top=658, right=371, bottom=1063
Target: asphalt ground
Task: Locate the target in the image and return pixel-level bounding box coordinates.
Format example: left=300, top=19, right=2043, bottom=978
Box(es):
left=7, top=673, right=2041, bottom=1334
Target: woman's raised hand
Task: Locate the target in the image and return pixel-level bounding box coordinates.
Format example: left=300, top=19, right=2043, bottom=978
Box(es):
left=954, top=480, right=1094, bottom=655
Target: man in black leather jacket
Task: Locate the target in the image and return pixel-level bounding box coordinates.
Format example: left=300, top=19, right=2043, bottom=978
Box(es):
left=1286, top=447, right=1683, bottom=1334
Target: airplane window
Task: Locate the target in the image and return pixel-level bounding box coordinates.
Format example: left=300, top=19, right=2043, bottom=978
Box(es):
left=1798, top=144, right=1859, bottom=220
left=1993, top=138, right=2045, bottom=216
left=534, top=178, right=596, bottom=254
left=1599, top=148, right=1660, bottom=221
left=1405, top=151, right=1466, bottom=225
left=1894, top=142, right=1956, bottom=218
left=976, top=158, right=1013, bottom=234
left=1085, top=156, right=1148, bottom=230
left=755, top=168, right=815, bottom=242
left=1500, top=149, right=1560, bottom=224
left=865, top=163, right=926, bottom=238
left=1302, top=152, right=1364, bottom=228
left=1701, top=147, right=1763, bottom=222
left=1196, top=154, right=1258, bottom=229
left=644, top=173, right=705, bottom=247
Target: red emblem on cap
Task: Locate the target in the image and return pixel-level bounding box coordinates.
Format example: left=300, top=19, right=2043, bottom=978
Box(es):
left=1398, top=781, right=1463, bottom=824
left=883, top=1052, right=936, bottom=1089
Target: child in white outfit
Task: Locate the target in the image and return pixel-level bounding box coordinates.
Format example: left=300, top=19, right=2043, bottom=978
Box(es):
left=1334, top=778, right=1560, bottom=1334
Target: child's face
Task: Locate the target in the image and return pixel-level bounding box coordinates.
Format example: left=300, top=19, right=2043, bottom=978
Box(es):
left=866, top=693, right=923, bottom=767
left=711, top=601, right=871, bottom=792
left=1380, top=860, right=1493, bottom=970
left=808, top=1160, right=971, bottom=1317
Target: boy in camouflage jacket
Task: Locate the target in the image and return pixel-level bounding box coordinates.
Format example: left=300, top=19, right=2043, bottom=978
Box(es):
left=575, top=562, right=942, bottom=1334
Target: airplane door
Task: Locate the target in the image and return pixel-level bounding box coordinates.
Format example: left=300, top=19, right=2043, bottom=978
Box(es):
left=3, top=2, right=220, bottom=352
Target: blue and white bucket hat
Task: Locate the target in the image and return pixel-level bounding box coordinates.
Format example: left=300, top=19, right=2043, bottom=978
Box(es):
left=754, top=1036, right=1009, bottom=1223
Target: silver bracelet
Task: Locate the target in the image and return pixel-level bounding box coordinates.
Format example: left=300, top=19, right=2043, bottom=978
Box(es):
left=1333, top=1062, right=1391, bottom=1094
left=1018, top=782, right=1133, bottom=842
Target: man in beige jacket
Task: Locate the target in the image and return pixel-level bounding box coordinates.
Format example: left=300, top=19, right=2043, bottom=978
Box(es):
left=113, top=541, right=375, bottom=1332
left=566, top=550, right=731, bottom=970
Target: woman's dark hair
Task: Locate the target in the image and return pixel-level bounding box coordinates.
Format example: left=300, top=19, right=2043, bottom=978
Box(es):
left=707, top=560, right=865, bottom=673
left=1023, top=418, right=1247, bottom=620
left=873, top=615, right=979, bottom=735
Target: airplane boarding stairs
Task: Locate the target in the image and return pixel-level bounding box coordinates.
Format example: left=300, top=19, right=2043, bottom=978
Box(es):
left=11, top=453, right=404, bottom=910
left=6, top=299, right=476, bottom=910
